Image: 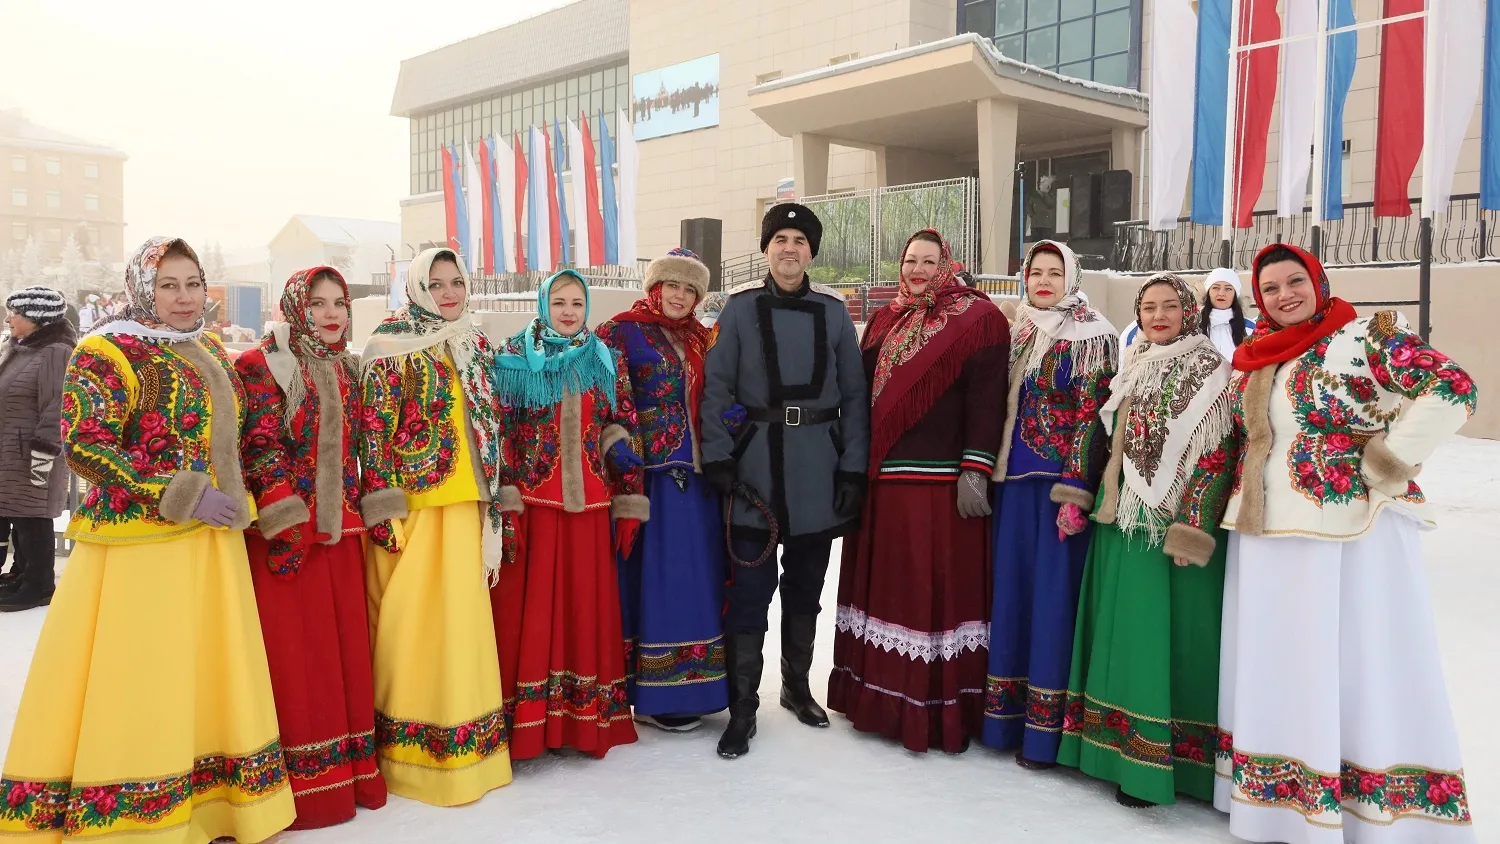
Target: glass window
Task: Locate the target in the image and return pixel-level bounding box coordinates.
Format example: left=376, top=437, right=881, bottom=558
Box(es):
left=1026, top=26, right=1058, bottom=67
left=1094, top=52, right=1129, bottom=85
left=1028, top=0, right=1059, bottom=26
left=591, top=71, right=604, bottom=91
left=1059, top=18, right=1093, bottom=62
left=994, top=33, right=1025, bottom=58
left=83, top=161, right=99, bottom=179
left=1095, top=0, right=1129, bottom=11
left=1094, top=8, right=1131, bottom=55
left=603, top=86, right=617, bottom=113
left=46, top=190, right=61, bottom=209
left=567, top=77, right=578, bottom=97
left=84, top=194, right=99, bottom=212
left=1058, top=59, right=1092, bottom=79
left=9, top=155, right=23, bottom=173
left=965, top=0, right=996, bottom=38
left=45, top=157, right=60, bottom=175
left=1061, top=0, right=1093, bottom=18
left=11, top=223, right=25, bottom=240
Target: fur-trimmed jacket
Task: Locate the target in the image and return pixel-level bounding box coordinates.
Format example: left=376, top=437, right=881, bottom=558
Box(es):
left=1222, top=312, right=1478, bottom=540
left=61, top=332, right=260, bottom=544
left=0, top=320, right=76, bottom=519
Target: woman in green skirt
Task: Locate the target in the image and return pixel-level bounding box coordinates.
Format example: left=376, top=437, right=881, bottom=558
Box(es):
left=1057, top=272, right=1238, bottom=808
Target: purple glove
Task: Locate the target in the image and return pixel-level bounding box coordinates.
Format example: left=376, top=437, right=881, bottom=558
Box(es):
left=193, top=487, right=239, bottom=528
left=607, top=439, right=644, bottom=471
left=722, top=404, right=748, bottom=437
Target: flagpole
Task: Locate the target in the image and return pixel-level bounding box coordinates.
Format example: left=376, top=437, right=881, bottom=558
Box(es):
left=1220, top=0, right=1245, bottom=267
left=1417, top=0, right=1438, bottom=340
left=1308, top=0, right=1331, bottom=257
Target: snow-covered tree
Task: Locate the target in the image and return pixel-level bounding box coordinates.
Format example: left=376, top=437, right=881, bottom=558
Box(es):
left=0, top=249, right=18, bottom=293
left=57, top=234, right=86, bottom=300
left=19, top=238, right=42, bottom=289
left=203, top=242, right=227, bottom=282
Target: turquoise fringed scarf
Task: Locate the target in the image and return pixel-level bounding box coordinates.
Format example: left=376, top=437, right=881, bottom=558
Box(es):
left=493, top=270, right=619, bottom=410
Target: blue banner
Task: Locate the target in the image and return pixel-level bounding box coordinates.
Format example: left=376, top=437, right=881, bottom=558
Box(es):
left=599, top=111, right=620, bottom=265
left=1483, top=0, right=1500, bottom=209
left=449, top=144, right=471, bottom=265
left=1190, top=0, right=1231, bottom=225
left=552, top=119, right=573, bottom=266
left=1321, top=0, right=1357, bottom=220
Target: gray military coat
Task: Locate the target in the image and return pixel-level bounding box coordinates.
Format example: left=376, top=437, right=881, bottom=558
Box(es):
left=0, top=319, right=76, bottom=520
left=700, top=274, right=869, bottom=542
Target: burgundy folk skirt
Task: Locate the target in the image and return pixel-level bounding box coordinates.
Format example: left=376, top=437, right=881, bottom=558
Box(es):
left=247, top=532, right=386, bottom=829
left=827, top=481, right=992, bottom=753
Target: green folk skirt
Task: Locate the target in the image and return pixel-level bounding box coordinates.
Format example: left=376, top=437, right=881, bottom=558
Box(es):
left=1056, top=522, right=1227, bottom=805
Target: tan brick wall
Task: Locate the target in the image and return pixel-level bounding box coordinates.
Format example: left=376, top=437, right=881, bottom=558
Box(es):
left=0, top=143, right=125, bottom=264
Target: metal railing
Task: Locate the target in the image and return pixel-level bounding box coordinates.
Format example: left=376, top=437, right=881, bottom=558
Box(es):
left=465, top=261, right=650, bottom=306
left=1112, top=194, right=1500, bottom=272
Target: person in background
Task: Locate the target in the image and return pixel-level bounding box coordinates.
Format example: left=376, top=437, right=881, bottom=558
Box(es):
left=699, top=202, right=871, bottom=760
left=1215, top=243, right=1478, bottom=843
left=1199, top=267, right=1256, bottom=360
left=491, top=269, right=644, bottom=759
left=596, top=248, right=730, bottom=733
left=359, top=247, right=514, bottom=806
left=235, top=266, right=387, bottom=827
left=982, top=240, right=1117, bottom=770
left=0, top=238, right=295, bottom=841
left=77, top=293, right=103, bottom=332
left=0, top=286, right=77, bottom=613
left=1057, top=272, right=1236, bottom=808
left=829, top=229, right=1010, bottom=754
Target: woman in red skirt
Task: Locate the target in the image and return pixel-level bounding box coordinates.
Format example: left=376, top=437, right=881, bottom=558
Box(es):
left=828, top=229, right=1011, bottom=753
left=237, top=266, right=387, bottom=826
left=491, top=269, right=645, bottom=759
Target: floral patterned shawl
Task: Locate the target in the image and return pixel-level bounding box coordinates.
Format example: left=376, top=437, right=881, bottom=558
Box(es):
left=90, top=237, right=207, bottom=344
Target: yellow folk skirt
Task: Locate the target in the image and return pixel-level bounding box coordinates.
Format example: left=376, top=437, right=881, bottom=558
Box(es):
left=0, top=528, right=294, bottom=843
left=365, top=502, right=512, bottom=807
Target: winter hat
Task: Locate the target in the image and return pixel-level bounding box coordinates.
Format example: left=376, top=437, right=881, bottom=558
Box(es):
left=760, top=202, right=823, bottom=258
left=1204, top=267, right=1242, bottom=297
left=5, top=286, right=67, bottom=326
left=644, top=247, right=710, bottom=297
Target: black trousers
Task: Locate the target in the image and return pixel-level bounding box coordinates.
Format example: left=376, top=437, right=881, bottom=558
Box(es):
left=5, top=518, right=55, bottom=599
left=724, top=536, right=834, bottom=634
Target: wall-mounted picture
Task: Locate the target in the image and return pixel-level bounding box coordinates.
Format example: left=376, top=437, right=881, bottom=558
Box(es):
left=631, top=53, right=720, bottom=141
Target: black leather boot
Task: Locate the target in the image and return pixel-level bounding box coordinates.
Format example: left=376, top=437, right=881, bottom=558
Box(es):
left=779, top=614, right=829, bottom=727
left=717, top=631, right=765, bottom=759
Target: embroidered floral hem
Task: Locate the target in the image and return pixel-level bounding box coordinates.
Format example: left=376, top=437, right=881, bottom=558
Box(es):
left=0, top=741, right=287, bottom=836
left=505, top=671, right=632, bottom=728
left=374, top=709, right=508, bottom=770
left=632, top=638, right=726, bottom=688
left=983, top=675, right=1066, bottom=733
left=284, top=731, right=378, bottom=785
left=1217, top=734, right=1474, bottom=829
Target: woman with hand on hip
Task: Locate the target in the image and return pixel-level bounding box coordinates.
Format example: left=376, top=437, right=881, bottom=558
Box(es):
left=0, top=238, right=295, bottom=842
left=359, top=247, right=515, bottom=806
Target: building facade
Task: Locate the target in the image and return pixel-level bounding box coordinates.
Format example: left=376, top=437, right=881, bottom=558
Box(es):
left=0, top=109, right=127, bottom=266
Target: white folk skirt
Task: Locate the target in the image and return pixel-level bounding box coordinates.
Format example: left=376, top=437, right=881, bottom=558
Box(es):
left=1214, top=510, right=1476, bottom=843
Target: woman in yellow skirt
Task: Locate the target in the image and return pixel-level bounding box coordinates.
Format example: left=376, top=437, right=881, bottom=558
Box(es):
left=0, top=237, right=296, bottom=843
left=358, top=247, right=516, bottom=806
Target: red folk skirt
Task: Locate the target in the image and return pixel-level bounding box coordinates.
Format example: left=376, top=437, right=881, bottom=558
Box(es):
left=491, top=506, right=637, bottom=760
left=247, top=532, right=387, bottom=829
left=827, top=481, right=992, bottom=753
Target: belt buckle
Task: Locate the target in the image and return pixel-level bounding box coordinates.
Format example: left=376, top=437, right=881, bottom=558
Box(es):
left=784, top=406, right=802, bottom=426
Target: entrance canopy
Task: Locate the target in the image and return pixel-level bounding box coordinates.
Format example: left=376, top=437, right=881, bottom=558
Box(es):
left=748, top=33, right=1148, bottom=273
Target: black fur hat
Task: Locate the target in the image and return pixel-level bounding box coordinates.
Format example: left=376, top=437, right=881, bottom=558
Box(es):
left=760, top=202, right=822, bottom=258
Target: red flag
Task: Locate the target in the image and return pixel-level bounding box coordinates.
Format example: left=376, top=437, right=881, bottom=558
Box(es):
left=543, top=125, right=562, bottom=271
left=513, top=132, right=528, bottom=273
left=1231, top=0, right=1280, bottom=227
left=440, top=145, right=459, bottom=254
left=477, top=140, right=495, bottom=275
left=1374, top=0, right=1424, bottom=217
left=581, top=113, right=605, bottom=264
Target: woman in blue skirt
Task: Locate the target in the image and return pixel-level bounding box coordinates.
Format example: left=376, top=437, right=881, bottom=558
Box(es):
left=597, top=248, right=730, bottom=731
left=982, top=240, right=1117, bottom=768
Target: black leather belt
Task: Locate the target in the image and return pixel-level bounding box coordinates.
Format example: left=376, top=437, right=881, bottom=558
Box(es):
left=744, top=405, right=841, bottom=427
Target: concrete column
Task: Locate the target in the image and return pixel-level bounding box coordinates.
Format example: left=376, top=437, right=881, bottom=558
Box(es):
left=977, top=97, right=1020, bottom=275
left=873, top=145, right=890, bottom=188
left=1111, top=126, right=1142, bottom=218
left=792, top=133, right=830, bottom=198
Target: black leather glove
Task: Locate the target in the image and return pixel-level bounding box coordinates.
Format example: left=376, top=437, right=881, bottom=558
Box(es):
left=703, top=461, right=737, bottom=497
left=832, top=474, right=865, bottom=520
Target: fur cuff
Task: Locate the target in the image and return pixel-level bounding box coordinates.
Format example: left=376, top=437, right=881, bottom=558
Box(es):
left=256, top=495, right=311, bottom=539
left=1050, top=482, right=1096, bottom=513
left=160, top=470, right=213, bottom=525
left=1361, top=432, right=1421, bottom=486
left=1163, top=523, right=1217, bottom=567
left=498, top=485, right=525, bottom=514
left=611, top=494, right=651, bottom=522
left=600, top=423, right=630, bottom=456
left=28, top=438, right=62, bottom=458
left=360, top=487, right=409, bottom=528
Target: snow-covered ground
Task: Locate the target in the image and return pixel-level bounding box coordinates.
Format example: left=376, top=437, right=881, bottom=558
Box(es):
left=2, top=437, right=1495, bottom=843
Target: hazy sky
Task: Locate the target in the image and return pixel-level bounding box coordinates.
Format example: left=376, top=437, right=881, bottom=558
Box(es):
left=1, top=0, right=573, bottom=260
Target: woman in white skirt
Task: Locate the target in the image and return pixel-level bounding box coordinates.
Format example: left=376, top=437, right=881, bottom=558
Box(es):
left=1216, top=243, right=1477, bottom=843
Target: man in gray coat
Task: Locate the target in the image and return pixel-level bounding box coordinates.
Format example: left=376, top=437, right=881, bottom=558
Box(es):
left=700, top=202, right=869, bottom=759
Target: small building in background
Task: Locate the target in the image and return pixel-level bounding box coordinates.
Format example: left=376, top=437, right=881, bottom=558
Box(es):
left=0, top=108, right=127, bottom=265
left=267, top=214, right=399, bottom=304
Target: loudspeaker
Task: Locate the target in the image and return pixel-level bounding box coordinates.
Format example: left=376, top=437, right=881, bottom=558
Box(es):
left=680, top=218, right=724, bottom=291
left=1099, top=170, right=1133, bottom=231
left=1069, top=174, right=1096, bottom=240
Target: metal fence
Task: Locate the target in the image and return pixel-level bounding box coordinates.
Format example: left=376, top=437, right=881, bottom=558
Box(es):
left=1112, top=194, right=1500, bottom=272
left=797, top=177, right=980, bottom=287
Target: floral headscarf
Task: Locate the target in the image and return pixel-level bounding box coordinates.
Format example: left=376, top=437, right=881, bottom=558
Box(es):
left=263, top=266, right=358, bottom=432
left=866, top=229, right=986, bottom=400
left=1010, top=240, right=1116, bottom=381
left=91, top=237, right=207, bottom=343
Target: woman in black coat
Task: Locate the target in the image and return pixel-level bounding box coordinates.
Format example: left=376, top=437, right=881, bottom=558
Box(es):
left=0, top=286, right=78, bottom=611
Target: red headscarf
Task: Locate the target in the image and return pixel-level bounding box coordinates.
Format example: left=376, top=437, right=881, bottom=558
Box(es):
left=612, top=284, right=712, bottom=433
left=1232, top=243, right=1358, bottom=372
